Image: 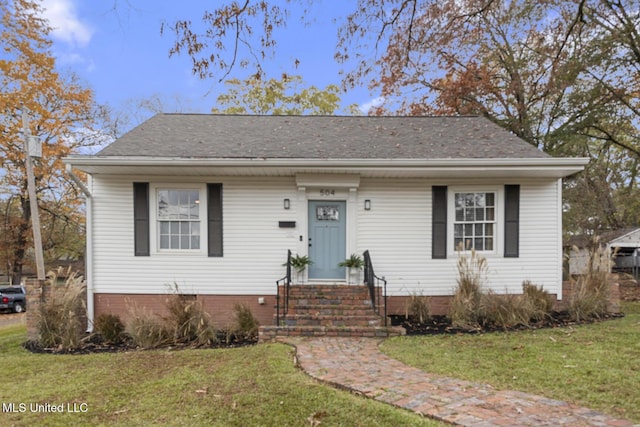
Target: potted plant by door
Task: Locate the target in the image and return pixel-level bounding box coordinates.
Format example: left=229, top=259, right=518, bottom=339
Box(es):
left=339, top=253, right=364, bottom=284
left=288, top=254, right=312, bottom=284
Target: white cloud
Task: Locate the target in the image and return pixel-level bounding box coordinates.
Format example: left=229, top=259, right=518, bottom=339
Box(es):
left=40, top=0, right=93, bottom=47
left=359, top=96, right=385, bottom=114
left=57, top=52, right=96, bottom=72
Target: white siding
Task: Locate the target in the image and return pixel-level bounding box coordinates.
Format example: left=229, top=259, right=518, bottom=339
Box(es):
left=356, top=178, right=562, bottom=297
left=92, top=176, right=299, bottom=294
left=91, top=175, right=563, bottom=297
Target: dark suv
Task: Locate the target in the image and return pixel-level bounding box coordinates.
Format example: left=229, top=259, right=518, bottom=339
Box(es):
left=0, top=286, right=26, bottom=313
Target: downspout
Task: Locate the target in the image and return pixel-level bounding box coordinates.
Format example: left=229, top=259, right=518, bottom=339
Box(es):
left=66, top=165, right=93, bottom=332
left=557, top=178, right=563, bottom=301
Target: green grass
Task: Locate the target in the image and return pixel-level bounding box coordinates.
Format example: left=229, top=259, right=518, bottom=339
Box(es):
left=0, top=324, right=441, bottom=426
left=381, top=301, right=640, bottom=422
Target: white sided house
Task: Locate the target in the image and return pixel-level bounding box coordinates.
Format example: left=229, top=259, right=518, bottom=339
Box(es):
left=65, top=114, right=588, bottom=334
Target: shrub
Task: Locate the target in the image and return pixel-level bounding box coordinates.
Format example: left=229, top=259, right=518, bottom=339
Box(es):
left=232, top=303, right=259, bottom=339
left=522, top=281, right=554, bottom=321
left=450, top=250, right=487, bottom=329
left=480, top=291, right=531, bottom=329
left=93, top=313, right=126, bottom=344
left=125, top=285, right=219, bottom=348
left=37, top=267, right=86, bottom=350
left=404, top=291, right=430, bottom=323
left=569, top=240, right=612, bottom=321
left=164, top=293, right=218, bottom=347
left=126, top=305, right=171, bottom=349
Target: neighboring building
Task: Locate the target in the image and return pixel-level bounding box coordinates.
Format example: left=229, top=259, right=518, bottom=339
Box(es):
left=64, top=114, right=588, bottom=327
left=566, top=228, right=640, bottom=279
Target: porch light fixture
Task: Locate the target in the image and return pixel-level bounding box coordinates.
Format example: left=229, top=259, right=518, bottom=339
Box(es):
left=364, top=199, right=371, bottom=210
left=284, top=198, right=290, bottom=210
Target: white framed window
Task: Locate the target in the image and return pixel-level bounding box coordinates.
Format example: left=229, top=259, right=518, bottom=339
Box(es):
left=451, top=190, right=498, bottom=253
left=152, top=186, right=206, bottom=253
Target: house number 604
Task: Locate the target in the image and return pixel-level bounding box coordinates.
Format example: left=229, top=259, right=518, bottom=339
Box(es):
left=320, top=189, right=335, bottom=196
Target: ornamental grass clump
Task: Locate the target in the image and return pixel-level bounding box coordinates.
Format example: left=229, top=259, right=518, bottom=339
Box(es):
left=405, top=291, right=430, bottom=323
left=522, top=280, right=554, bottom=321
left=450, top=248, right=556, bottom=330
left=37, top=267, right=86, bottom=350
left=569, top=240, right=612, bottom=321
left=478, top=282, right=554, bottom=329
left=480, top=290, right=532, bottom=329
left=450, top=249, right=487, bottom=329
left=126, top=284, right=218, bottom=348
left=164, top=292, right=218, bottom=347
left=126, top=304, right=172, bottom=349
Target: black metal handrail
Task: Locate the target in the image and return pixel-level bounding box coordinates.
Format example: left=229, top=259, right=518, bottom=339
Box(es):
left=275, top=250, right=292, bottom=326
left=363, top=250, right=387, bottom=326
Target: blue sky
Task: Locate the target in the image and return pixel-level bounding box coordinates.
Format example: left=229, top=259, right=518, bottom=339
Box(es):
left=39, top=0, right=383, bottom=123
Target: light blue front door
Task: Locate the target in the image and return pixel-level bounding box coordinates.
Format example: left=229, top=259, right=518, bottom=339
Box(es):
left=308, top=201, right=346, bottom=280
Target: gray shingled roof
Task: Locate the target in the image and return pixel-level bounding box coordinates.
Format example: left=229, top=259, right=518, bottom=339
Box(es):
left=97, top=114, right=549, bottom=159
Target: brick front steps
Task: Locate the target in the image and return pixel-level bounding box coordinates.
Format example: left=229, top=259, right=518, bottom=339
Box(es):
left=259, top=325, right=405, bottom=341
left=258, top=284, right=405, bottom=342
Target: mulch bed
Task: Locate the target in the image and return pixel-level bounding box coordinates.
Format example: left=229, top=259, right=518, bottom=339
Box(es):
left=620, top=280, right=640, bottom=301
left=21, top=282, right=640, bottom=354
left=391, top=280, right=639, bottom=335
left=390, top=311, right=625, bottom=335
left=23, top=331, right=258, bottom=355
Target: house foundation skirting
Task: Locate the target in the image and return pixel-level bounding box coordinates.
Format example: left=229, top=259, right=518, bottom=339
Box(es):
left=95, top=293, right=462, bottom=327
left=93, top=293, right=275, bottom=328
left=94, top=282, right=621, bottom=330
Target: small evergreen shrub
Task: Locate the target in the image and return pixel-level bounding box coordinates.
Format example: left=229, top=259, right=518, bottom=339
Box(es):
left=94, top=313, right=126, bottom=344
left=405, top=291, right=430, bottom=323
left=37, top=267, right=86, bottom=350
left=232, top=303, right=259, bottom=339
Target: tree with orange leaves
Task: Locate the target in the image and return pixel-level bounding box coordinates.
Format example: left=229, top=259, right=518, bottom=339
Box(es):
left=0, top=0, right=96, bottom=284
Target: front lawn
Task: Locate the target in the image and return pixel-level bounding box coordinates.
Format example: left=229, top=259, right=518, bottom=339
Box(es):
left=0, top=324, right=440, bottom=427
left=381, top=301, right=640, bottom=423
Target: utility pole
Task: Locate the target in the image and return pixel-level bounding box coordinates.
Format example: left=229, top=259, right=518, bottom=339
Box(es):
left=22, top=110, right=45, bottom=280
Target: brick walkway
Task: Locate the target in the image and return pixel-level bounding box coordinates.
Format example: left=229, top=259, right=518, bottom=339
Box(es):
left=286, top=337, right=638, bottom=427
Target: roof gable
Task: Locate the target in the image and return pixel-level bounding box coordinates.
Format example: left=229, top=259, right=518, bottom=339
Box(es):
left=609, top=228, right=640, bottom=247
left=97, top=114, right=550, bottom=160
left=565, top=228, right=640, bottom=248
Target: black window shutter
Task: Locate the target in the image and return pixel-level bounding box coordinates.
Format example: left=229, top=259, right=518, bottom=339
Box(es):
left=133, top=182, right=150, bottom=256
left=207, top=184, right=223, bottom=257
left=504, top=185, right=520, bottom=258
left=432, top=186, right=447, bottom=259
